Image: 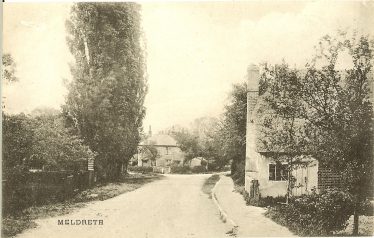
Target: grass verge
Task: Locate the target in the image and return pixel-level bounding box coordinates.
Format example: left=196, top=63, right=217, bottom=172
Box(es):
left=202, top=174, right=220, bottom=198
left=2, top=173, right=163, bottom=238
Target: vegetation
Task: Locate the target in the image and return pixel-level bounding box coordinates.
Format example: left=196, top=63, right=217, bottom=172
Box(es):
left=138, top=142, right=159, bottom=166
left=265, top=189, right=354, bottom=236
left=2, top=113, right=95, bottom=214
left=128, top=166, right=154, bottom=174
left=259, top=32, right=374, bottom=234
left=64, top=3, right=147, bottom=181
left=169, top=165, right=206, bottom=174
left=2, top=53, right=18, bottom=83
left=170, top=84, right=247, bottom=180
left=218, top=83, right=248, bottom=184
left=2, top=173, right=162, bottom=238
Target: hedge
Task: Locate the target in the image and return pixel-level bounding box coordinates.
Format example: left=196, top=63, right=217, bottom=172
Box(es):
left=3, top=169, right=89, bottom=215
left=128, top=166, right=153, bottom=174
left=265, top=189, right=354, bottom=236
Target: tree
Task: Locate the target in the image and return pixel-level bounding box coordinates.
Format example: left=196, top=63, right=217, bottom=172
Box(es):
left=139, top=142, right=159, bottom=166
left=218, top=83, right=247, bottom=184
left=169, top=117, right=222, bottom=167
left=63, top=3, right=147, bottom=181
left=172, top=130, right=202, bottom=162
left=27, top=114, right=95, bottom=171
left=257, top=63, right=312, bottom=202
left=2, top=53, right=18, bottom=83
left=261, top=32, right=373, bottom=234
left=2, top=114, right=34, bottom=174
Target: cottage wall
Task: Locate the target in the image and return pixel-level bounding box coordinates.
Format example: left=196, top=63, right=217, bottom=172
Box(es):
left=256, top=155, right=288, bottom=197
left=244, top=64, right=319, bottom=198
left=155, top=146, right=184, bottom=167
left=256, top=155, right=319, bottom=197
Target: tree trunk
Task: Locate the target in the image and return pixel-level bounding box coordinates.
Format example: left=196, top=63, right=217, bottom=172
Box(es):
left=353, top=202, right=359, bottom=235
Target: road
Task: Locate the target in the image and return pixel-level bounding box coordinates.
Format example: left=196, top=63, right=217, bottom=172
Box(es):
left=17, top=174, right=232, bottom=238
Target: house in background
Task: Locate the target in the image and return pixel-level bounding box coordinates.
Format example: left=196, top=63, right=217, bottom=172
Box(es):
left=137, top=128, right=185, bottom=168
left=190, top=157, right=207, bottom=168
left=244, top=65, right=340, bottom=198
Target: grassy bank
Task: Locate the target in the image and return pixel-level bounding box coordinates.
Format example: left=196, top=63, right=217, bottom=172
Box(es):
left=2, top=173, right=163, bottom=237
left=202, top=174, right=220, bottom=198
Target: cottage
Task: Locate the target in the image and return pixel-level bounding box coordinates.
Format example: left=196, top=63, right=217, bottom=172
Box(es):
left=190, top=157, right=207, bottom=168
left=137, top=132, right=185, bottom=168
left=244, top=65, right=337, bottom=198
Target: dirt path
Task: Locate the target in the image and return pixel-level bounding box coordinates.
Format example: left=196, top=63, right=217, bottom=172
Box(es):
left=16, top=174, right=231, bottom=238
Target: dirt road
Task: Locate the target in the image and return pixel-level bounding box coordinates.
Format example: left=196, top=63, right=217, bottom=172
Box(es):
left=16, top=174, right=231, bottom=238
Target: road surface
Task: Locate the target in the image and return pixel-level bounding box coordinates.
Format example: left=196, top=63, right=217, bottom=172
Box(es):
left=16, top=174, right=232, bottom=238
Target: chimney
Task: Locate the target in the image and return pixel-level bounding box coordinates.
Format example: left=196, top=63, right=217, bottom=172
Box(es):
left=245, top=64, right=260, bottom=192
left=247, top=64, right=260, bottom=121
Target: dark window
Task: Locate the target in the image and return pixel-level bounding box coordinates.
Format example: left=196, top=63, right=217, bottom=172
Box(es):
left=269, top=163, right=288, bottom=181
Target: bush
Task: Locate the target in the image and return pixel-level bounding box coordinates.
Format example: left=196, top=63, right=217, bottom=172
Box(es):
left=360, top=199, right=374, bottom=216
left=128, top=166, right=153, bottom=174
left=3, top=170, right=89, bottom=216
left=265, top=189, right=354, bottom=236
left=170, top=166, right=191, bottom=174
left=191, top=165, right=207, bottom=174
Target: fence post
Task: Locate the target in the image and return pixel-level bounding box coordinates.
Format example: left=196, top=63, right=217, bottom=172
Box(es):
left=87, top=158, right=95, bottom=187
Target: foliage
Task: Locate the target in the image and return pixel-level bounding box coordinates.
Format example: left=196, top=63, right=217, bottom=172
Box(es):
left=235, top=184, right=286, bottom=206
left=170, top=165, right=192, bottom=174
left=2, top=114, right=34, bottom=172
left=2, top=113, right=95, bottom=215
left=128, top=166, right=153, bottom=174
left=172, top=130, right=203, bottom=162
left=3, top=170, right=89, bottom=215
left=3, top=113, right=94, bottom=174
left=213, top=83, right=247, bottom=183
left=64, top=3, right=147, bottom=181
left=2, top=53, right=18, bottom=83
left=259, top=32, right=373, bottom=233
left=191, top=165, right=207, bottom=173
left=265, top=189, right=354, bottom=236
left=2, top=173, right=161, bottom=238
left=27, top=114, right=95, bottom=171
left=260, top=33, right=373, bottom=197
left=169, top=117, right=226, bottom=169
left=138, top=142, right=159, bottom=166
left=2, top=214, right=37, bottom=238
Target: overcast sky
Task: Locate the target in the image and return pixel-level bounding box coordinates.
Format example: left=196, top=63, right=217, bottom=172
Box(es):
left=3, top=1, right=374, bottom=133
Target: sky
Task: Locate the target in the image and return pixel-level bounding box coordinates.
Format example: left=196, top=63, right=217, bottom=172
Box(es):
left=3, top=1, right=374, bottom=133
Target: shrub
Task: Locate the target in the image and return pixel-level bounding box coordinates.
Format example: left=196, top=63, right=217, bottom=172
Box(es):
left=360, top=199, right=374, bottom=216
left=128, top=166, right=153, bottom=174
left=3, top=170, right=89, bottom=216
left=170, top=165, right=191, bottom=174
left=265, top=189, right=354, bottom=236
left=191, top=165, right=207, bottom=174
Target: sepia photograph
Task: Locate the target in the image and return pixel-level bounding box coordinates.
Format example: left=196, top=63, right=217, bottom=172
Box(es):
left=2, top=1, right=374, bottom=237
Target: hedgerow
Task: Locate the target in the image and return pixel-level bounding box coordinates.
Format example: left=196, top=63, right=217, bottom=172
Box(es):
left=265, top=189, right=354, bottom=236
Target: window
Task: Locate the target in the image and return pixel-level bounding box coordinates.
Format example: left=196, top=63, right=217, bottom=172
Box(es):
left=269, top=163, right=288, bottom=181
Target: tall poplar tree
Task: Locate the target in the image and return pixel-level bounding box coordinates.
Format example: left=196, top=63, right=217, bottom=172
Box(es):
left=63, top=3, right=147, bottom=181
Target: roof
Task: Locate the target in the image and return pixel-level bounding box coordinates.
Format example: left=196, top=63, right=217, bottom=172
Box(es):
left=139, top=134, right=178, bottom=147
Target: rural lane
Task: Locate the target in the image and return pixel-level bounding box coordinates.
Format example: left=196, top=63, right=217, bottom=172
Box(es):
left=16, top=174, right=232, bottom=238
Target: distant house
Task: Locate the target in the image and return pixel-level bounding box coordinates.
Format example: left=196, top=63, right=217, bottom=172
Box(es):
left=137, top=131, right=185, bottom=168
left=190, top=157, right=207, bottom=168
left=244, top=65, right=341, bottom=198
